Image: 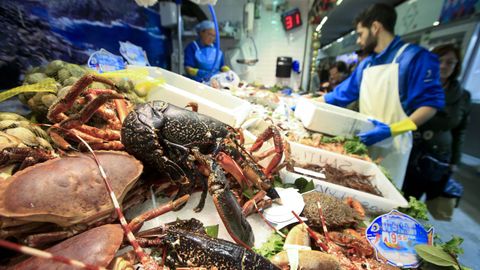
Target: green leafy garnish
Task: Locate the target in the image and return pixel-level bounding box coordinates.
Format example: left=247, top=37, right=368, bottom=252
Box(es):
left=204, top=224, right=219, bottom=238
left=441, top=236, right=464, bottom=256
left=398, top=196, right=429, bottom=221
left=242, top=188, right=255, bottom=199
left=273, top=175, right=284, bottom=188
left=293, top=177, right=315, bottom=193
left=415, top=245, right=459, bottom=268
left=252, top=231, right=287, bottom=258
left=344, top=138, right=368, bottom=156
left=320, top=135, right=346, bottom=144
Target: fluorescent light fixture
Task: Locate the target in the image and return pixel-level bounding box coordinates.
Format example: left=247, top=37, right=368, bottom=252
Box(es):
left=336, top=0, right=343, bottom=5
left=350, top=30, right=356, bottom=35
left=336, top=37, right=344, bottom=43
left=324, top=44, right=332, bottom=49
left=433, top=21, right=440, bottom=26
left=316, top=16, right=328, bottom=32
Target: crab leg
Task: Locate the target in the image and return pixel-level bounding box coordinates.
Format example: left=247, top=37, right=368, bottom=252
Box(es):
left=77, top=140, right=161, bottom=270
left=0, top=239, right=106, bottom=270
left=249, top=125, right=284, bottom=176
left=47, top=74, right=116, bottom=123
left=128, top=195, right=190, bottom=234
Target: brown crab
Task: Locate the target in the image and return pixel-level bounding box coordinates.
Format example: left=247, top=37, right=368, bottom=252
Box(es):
left=0, top=151, right=146, bottom=247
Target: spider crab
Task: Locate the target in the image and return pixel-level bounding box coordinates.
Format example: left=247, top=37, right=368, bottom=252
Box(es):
left=46, top=74, right=131, bottom=150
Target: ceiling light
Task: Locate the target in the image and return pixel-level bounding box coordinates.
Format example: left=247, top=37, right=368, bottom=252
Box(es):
left=433, top=21, right=440, bottom=26
left=336, top=37, right=344, bottom=43
left=316, top=16, right=328, bottom=32
left=336, top=0, right=343, bottom=5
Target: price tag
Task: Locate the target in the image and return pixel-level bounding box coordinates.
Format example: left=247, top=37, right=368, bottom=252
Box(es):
left=87, top=49, right=126, bottom=73
left=366, top=210, right=434, bottom=268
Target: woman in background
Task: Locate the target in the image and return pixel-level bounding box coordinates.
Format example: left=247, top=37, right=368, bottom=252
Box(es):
left=402, top=44, right=471, bottom=220
left=184, top=20, right=230, bottom=83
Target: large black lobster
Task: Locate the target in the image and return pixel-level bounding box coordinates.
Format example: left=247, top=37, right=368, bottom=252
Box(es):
left=121, top=100, right=283, bottom=248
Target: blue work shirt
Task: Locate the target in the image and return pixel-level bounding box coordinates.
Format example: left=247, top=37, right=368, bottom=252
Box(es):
left=324, top=36, right=445, bottom=115
left=184, top=39, right=225, bottom=81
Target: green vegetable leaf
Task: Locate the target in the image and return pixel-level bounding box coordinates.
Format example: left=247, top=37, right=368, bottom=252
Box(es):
left=415, top=244, right=458, bottom=268
left=242, top=188, right=254, bottom=199
left=344, top=139, right=368, bottom=156
left=320, top=135, right=346, bottom=144
left=252, top=232, right=285, bottom=258
left=398, top=196, right=429, bottom=221
left=294, top=177, right=315, bottom=193
left=273, top=176, right=284, bottom=188
left=441, top=236, right=464, bottom=256
left=204, top=224, right=219, bottom=238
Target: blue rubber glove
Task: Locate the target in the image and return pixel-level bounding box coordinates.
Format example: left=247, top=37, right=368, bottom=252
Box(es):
left=357, top=119, right=392, bottom=146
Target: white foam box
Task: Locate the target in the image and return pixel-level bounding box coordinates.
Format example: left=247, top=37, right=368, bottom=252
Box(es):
left=294, top=97, right=374, bottom=138
left=140, top=66, right=252, bottom=128
left=280, top=142, right=408, bottom=214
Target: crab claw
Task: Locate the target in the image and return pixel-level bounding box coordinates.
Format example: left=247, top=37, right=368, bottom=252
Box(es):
left=208, top=162, right=254, bottom=248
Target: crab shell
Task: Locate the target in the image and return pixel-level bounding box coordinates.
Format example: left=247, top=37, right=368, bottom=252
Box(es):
left=0, top=151, right=143, bottom=228
left=10, top=224, right=124, bottom=270
left=302, top=191, right=361, bottom=230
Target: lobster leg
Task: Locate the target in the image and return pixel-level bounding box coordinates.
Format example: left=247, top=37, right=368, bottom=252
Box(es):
left=208, top=162, right=254, bottom=248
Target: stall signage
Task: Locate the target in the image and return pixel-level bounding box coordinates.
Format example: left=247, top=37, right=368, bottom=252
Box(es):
left=87, top=49, right=126, bottom=73
left=281, top=8, right=302, bottom=31
left=366, top=210, right=434, bottom=268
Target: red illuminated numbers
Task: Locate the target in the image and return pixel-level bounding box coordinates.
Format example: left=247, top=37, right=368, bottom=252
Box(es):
left=295, top=13, right=301, bottom=25
left=285, top=15, right=293, bottom=30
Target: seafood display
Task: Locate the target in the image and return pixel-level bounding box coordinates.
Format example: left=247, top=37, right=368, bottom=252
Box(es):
left=0, top=67, right=411, bottom=270
left=288, top=162, right=382, bottom=197
left=18, top=60, right=147, bottom=122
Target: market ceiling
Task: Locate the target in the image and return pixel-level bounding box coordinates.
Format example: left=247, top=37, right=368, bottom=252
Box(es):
left=318, top=0, right=406, bottom=46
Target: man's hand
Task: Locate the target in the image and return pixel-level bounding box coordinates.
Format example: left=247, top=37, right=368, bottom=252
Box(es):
left=358, top=118, right=418, bottom=146
left=358, top=119, right=392, bottom=146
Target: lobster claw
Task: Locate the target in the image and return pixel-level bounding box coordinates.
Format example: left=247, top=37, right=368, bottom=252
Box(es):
left=208, top=162, right=254, bottom=248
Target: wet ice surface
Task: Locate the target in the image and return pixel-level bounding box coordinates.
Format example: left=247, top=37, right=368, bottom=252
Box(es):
left=125, top=191, right=274, bottom=248
left=427, top=209, right=480, bottom=268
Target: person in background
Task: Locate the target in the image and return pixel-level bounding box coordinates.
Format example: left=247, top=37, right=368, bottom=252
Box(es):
left=317, top=3, right=445, bottom=187
left=184, top=20, right=230, bottom=82
left=310, top=63, right=329, bottom=93
left=349, top=49, right=369, bottom=73
left=328, top=61, right=349, bottom=89
left=402, top=44, right=471, bottom=220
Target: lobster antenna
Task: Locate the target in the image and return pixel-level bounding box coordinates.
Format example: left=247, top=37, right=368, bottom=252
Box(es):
left=0, top=239, right=105, bottom=270
left=74, top=135, right=160, bottom=269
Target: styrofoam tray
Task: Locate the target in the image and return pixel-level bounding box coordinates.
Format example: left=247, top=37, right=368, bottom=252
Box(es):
left=125, top=191, right=275, bottom=249
left=280, top=142, right=408, bottom=214
left=294, top=97, right=374, bottom=137
left=138, top=66, right=252, bottom=128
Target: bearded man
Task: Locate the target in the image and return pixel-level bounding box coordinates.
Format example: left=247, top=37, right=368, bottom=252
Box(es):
left=318, top=3, right=445, bottom=188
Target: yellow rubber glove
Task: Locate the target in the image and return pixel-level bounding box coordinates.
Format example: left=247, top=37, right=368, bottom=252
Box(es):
left=221, top=65, right=230, bottom=72
left=185, top=66, right=199, bottom=76
left=390, top=118, right=417, bottom=136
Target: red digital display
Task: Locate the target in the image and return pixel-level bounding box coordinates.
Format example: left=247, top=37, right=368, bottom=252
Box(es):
left=282, top=9, right=302, bottom=31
